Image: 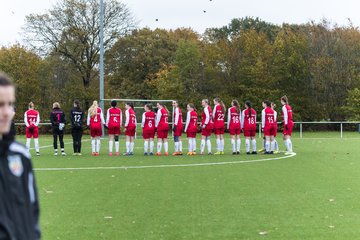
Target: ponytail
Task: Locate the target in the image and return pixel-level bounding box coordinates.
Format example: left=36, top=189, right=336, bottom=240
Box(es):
left=214, top=97, right=226, bottom=113
left=28, top=102, right=34, bottom=109
left=126, top=102, right=134, bottom=109
left=188, top=103, right=196, bottom=112
left=158, top=102, right=169, bottom=114
left=232, top=100, right=240, bottom=114
left=281, top=95, right=289, bottom=104
left=88, top=100, right=98, bottom=117
left=245, top=100, right=252, bottom=117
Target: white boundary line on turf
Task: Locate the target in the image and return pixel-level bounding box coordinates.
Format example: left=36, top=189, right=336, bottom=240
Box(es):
left=34, top=152, right=296, bottom=171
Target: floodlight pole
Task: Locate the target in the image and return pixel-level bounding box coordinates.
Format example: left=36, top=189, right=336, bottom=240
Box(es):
left=99, top=0, right=105, bottom=135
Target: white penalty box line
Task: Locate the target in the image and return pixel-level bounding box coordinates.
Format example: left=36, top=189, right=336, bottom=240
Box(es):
left=34, top=152, right=296, bottom=172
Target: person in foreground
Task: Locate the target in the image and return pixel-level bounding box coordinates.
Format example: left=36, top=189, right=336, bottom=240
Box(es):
left=0, top=72, right=41, bottom=240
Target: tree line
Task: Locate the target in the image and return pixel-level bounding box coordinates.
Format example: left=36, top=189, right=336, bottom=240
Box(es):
left=0, top=0, right=360, bottom=122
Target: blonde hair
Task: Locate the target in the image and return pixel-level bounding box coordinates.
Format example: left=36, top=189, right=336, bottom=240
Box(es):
left=88, top=100, right=98, bottom=117
left=53, top=102, right=60, bottom=109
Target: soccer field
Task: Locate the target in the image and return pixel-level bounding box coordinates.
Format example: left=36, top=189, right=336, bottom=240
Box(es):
left=18, top=132, right=360, bottom=240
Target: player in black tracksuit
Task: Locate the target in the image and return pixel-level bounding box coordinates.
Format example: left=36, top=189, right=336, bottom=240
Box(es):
left=50, top=102, right=66, bottom=156
left=0, top=72, right=41, bottom=240
left=70, top=100, right=84, bottom=155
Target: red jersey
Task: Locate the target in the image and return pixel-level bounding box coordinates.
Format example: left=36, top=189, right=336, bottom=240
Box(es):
left=227, top=106, right=241, bottom=130
left=262, top=107, right=275, bottom=128
left=173, top=107, right=183, bottom=128
left=201, top=106, right=213, bottom=127
left=241, top=108, right=256, bottom=129
left=24, top=109, right=40, bottom=127
left=125, top=108, right=136, bottom=127
left=212, top=104, right=225, bottom=128
left=282, top=104, right=293, bottom=125
left=155, top=108, right=169, bottom=130
left=87, top=107, right=105, bottom=127
left=106, top=107, right=122, bottom=127
left=185, top=110, right=198, bottom=132
left=142, top=111, right=156, bottom=133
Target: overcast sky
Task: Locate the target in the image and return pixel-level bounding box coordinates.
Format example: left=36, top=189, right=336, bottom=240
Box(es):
left=1, top=0, right=359, bottom=46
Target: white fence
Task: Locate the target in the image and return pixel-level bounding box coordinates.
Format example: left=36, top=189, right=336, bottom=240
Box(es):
left=15, top=121, right=360, bottom=139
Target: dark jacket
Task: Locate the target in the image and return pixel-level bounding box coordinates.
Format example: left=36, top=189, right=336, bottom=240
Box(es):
left=70, top=107, right=84, bottom=129
left=0, top=140, right=40, bottom=240
left=50, top=108, right=66, bottom=128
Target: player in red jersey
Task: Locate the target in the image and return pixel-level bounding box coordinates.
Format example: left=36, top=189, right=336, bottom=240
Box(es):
left=124, top=102, right=136, bottom=155
left=200, top=99, right=213, bottom=155
left=213, top=97, right=226, bottom=155
left=271, top=102, right=279, bottom=153
left=106, top=100, right=122, bottom=156
left=155, top=102, right=169, bottom=156
left=227, top=100, right=241, bottom=155
left=241, top=100, right=257, bottom=154
left=172, top=100, right=183, bottom=155
left=261, top=100, right=276, bottom=154
left=281, top=95, right=295, bottom=154
left=184, top=103, right=198, bottom=155
left=141, top=104, right=156, bottom=155
left=24, top=102, right=40, bottom=156
left=87, top=100, right=105, bottom=156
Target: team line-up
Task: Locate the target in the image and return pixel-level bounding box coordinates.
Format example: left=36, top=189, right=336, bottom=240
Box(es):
left=23, top=96, right=295, bottom=157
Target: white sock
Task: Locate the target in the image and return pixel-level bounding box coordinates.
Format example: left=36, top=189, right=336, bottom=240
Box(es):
left=91, top=139, right=96, bottom=153
left=245, top=139, right=250, bottom=152
left=207, top=139, right=212, bottom=153
left=34, top=138, right=39, bottom=153
left=164, top=142, right=168, bottom=153
left=274, top=139, right=278, bottom=151
left=126, top=141, right=130, bottom=153
left=96, top=139, right=101, bottom=153
left=26, top=138, right=31, bottom=152
left=220, top=139, right=224, bottom=151
left=287, top=139, right=293, bottom=152
left=265, top=140, right=270, bottom=152
left=188, top=139, right=193, bottom=152
left=192, top=138, right=196, bottom=152
left=236, top=139, right=241, bottom=152
left=144, top=141, right=149, bottom=153
left=130, top=142, right=134, bottom=152
left=179, top=141, right=183, bottom=152
left=284, top=139, right=289, bottom=151
left=109, top=140, right=113, bottom=153
left=216, top=139, right=220, bottom=151
left=174, top=142, right=179, bottom=152
left=115, top=141, right=119, bottom=152
left=157, top=142, right=162, bottom=153
left=200, top=139, right=205, bottom=153
left=252, top=139, right=257, bottom=152
left=61, top=148, right=65, bottom=153
left=231, top=139, right=236, bottom=152
left=270, top=141, right=275, bottom=152
left=150, top=141, right=154, bottom=153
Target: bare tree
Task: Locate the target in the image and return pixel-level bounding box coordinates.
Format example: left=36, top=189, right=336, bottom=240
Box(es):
left=24, top=0, right=136, bottom=88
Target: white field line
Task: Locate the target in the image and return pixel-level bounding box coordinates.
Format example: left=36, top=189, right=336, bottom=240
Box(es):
left=34, top=152, right=296, bottom=171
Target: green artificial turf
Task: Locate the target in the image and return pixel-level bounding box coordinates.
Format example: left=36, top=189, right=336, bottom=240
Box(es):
left=16, top=132, right=360, bottom=239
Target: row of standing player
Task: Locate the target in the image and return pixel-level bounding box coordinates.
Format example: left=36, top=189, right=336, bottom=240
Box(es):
left=23, top=96, right=294, bottom=156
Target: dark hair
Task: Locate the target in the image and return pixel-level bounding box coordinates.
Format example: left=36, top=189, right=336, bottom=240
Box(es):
left=158, top=102, right=169, bottom=114
left=111, top=100, right=117, bottom=107
left=188, top=103, right=196, bottom=112
left=281, top=95, right=289, bottom=104
left=232, top=100, right=240, bottom=114
left=263, top=100, right=271, bottom=107
left=0, top=72, right=14, bottom=86
left=74, top=100, right=81, bottom=109
left=126, top=102, right=134, bottom=109
left=245, top=100, right=252, bottom=117
left=145, top=103, right=153, bottom=111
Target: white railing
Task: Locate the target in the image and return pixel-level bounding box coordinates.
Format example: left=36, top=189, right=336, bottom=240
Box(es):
left=15, top=121, right=360, bottom=139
